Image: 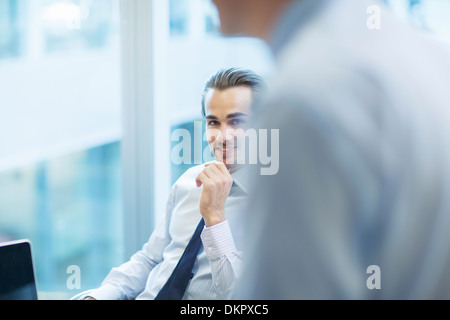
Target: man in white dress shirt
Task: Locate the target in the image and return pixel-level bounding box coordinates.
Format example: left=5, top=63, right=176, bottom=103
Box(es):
left=212, top=0, right=450, bottom=299
left=76, top=68, right=265, bottom=300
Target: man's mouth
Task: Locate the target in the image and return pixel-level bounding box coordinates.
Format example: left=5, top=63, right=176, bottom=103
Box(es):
left=216, top=145, right=237, bottom=155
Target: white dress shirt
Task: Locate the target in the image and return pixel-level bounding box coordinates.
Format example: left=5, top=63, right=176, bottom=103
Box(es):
left=75, top=163, right=248, bottom=300
left=237, top=0, right=450, bottom=299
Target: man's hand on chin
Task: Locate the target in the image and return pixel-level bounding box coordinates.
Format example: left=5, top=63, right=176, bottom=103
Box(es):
left=196, top=162, right=233, bottom=227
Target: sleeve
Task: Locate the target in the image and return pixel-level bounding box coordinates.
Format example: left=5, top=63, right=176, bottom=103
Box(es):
left=200, top=220, right=243, bottom=300
left=73, top=185, right=178, bottom=300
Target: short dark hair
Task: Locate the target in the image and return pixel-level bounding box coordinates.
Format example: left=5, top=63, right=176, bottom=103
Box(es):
left=201, top=68, right=266, bottom=117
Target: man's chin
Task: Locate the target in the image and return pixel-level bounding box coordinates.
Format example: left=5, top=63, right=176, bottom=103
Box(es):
left=214, top=154, right=236, bottom=166
left=223, top=158, right=242, bottom=172
left=219, top=26, right=247, bottom=37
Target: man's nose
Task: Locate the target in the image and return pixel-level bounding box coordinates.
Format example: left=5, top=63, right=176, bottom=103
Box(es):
left=217, top=126, right=234, bottom=144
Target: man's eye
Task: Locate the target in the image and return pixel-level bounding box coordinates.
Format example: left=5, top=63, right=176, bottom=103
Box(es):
left=230, top=118, right=245, bottom=126
left=207, top=121, right=219, bottom=127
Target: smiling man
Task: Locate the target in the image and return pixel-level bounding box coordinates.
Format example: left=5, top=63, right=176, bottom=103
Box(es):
left=202, top=68, right=263, bottom=171
left=74, top=68, right=265, bottom=300
left=203, top=90, right=251, bottom=174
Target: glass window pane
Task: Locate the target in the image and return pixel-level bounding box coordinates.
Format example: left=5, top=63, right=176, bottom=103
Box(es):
left=170, top=0, right=188, bottom=36
left=0, top=0, right=24, bottom=59
left=387, top=0, right=450, bottom=44
left=0, top=0, right=122, bottom=299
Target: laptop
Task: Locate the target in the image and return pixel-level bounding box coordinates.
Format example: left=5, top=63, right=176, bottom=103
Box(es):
left=0, top=240, right=38, bottom=300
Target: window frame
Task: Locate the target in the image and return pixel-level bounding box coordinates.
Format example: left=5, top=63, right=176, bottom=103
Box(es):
left=120, top=0, right=171, bottom=258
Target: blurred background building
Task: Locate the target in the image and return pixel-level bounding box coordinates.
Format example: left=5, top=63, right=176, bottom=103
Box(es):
left=0, top=0, right=448, bottom=299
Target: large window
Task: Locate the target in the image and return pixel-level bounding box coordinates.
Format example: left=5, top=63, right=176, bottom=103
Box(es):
left=0, top=0, right=122, bottom=299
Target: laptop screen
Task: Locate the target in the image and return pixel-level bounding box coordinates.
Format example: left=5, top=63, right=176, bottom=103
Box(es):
left=0, top=240, right=38, bottom=300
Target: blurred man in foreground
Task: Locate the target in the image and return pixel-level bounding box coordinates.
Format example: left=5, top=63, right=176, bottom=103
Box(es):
left=212, top=0, right=450, bottom=299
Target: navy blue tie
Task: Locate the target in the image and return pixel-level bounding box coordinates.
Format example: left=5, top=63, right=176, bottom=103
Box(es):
left=155, top=218, right=205, bottom=300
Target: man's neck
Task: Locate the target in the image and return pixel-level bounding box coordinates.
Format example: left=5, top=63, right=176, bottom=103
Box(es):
left=249, top=0, right=295, bottom=43
left=227, top=164, right=245, bottom=175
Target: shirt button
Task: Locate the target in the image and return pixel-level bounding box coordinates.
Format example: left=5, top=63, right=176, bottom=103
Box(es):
left=208, top=247, right=213, bottom=252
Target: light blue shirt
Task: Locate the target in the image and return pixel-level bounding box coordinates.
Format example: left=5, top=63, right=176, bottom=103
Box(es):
left=74, top=164, right=248, bottom=300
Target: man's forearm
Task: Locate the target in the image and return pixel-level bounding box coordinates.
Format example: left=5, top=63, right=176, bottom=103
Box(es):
left=201, top=220, right=243, bottom=299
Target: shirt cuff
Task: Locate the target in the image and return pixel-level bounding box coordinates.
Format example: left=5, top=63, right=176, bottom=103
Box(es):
left=200, top=220, right=237, bottom=260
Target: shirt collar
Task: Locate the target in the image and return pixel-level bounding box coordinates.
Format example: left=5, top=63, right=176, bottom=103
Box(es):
left=269, top=0, right=328, bottom=57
